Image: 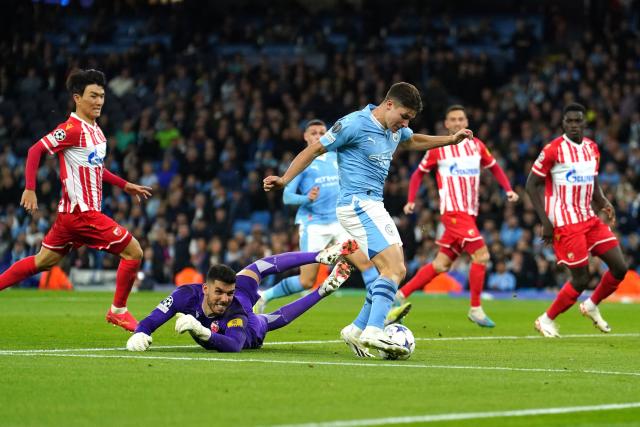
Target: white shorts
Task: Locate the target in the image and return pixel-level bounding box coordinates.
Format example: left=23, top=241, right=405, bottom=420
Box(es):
left=336, top=198, right=402, bottom=259
left=299, top=221, right=352, bottom=252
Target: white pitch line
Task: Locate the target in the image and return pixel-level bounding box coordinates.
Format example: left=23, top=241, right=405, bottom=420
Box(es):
left=264, top=402, right=640, bottom=427
left=0, top=332, right=637, bottom=354
left=1, top=352, right=639, bottom=378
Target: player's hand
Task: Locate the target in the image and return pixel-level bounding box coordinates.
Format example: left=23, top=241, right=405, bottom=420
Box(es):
left=20, top=189, right=38, bottom=213
left=124, top=182, right=153, bottom=203
left=601, top=204, right=616, bottom=227
left=403, top=202, right=415, bottom=214
left=307, top=186, right=320, bottom=201
left=126, top=332, right=152, bottom=351
left=506, top=191, right=519, bottom=203
left=175, top=313, right=212, bottom=341
left=541, top=222, right=554, bottom=246
left=263, top=176, right=285, bottom=192
left=450, top=129, right=473, bottom=145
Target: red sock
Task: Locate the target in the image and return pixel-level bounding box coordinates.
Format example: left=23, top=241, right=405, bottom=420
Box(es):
left=590, top=271, right=622, bottom=305
left=0, top=256, right=39, bottom=291
left=546, top=282, right=581, bottom=320
left=469, top=262, right=486, bottom=307
left=400, top=264, right=437, bottom=298
left=112, top=259, right=140, bottom=308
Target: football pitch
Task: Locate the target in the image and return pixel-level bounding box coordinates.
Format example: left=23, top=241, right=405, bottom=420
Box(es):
left=0, top=290, right=638, bottom=427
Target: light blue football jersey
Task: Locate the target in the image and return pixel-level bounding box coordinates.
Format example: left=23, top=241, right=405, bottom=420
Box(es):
left=319, top=104, right=413, bottom=206
left=284, top=152, right=340, bottom=225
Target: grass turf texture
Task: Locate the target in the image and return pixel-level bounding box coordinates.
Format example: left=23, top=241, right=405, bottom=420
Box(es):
left=0, top=290, right=638, bottom=427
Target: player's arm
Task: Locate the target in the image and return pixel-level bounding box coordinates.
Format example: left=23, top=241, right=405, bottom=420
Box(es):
left=405, top=167, right=427, bottom=214
left=591, top=176, right=616, bottom=226
left=283, top=174, right=314, bottom=205
left=487, top=164, right=518, bottom=202
left=402, top=129, right=472, bottom=151
left=179, top=315, right=248, bottom=352
left=21, top=141, right=50, bottom=213
left=264, top=143, right=326, bottom=192
left=103, top=169, right=153, bottom=203
left=525, top=171, right=553, bottom=244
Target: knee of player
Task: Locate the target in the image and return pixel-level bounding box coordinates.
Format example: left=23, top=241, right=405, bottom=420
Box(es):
left=125, top=239, right=144, bottom=260
left=610, top=263, right=628, bottom=281
left=471, top=252, right=490, bottom=265
left=392, top=263, right=407, bottom=282
left=432, top=261, right=450, bottom=273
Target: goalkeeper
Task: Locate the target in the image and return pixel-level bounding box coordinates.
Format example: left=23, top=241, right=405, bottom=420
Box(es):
left=126, top=241, right=357, bottom=352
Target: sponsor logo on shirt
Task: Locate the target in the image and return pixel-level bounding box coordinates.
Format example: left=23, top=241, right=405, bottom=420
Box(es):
left=227, top=318, right=244, bottom=328
left=65, top=123, right=73, bottom=130
left=88, top=149, right=105, bottom=166
left=448, top=163, right=480, bottom=176
left=565, top=168, right=594, bottom=184
left=368, top=151, right=393, bottom=166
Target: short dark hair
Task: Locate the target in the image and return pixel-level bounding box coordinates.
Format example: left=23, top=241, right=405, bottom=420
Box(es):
left=384, top=82, right=423, bottom=113
left=445, top=104, right=466, bottom=117
left=207, top=264, right=236, bottom=285
left=563, top=102, right=586, bottom=116
left=66, top=69, right=106, bottom=96
left=305, top=119, right=326, bottom=130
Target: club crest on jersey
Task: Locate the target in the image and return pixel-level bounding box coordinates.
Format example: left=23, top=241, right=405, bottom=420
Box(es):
left=385, top=224, right=395, bottom=236
left=392, top=131, right=400, bottom=143
left=468, top=229, right=475, bottom=236
left=113, top=227, right=123, bottom=236
left=53, top=129, right=66, bottom=141
left=567, top=252, right=575, bottom=260
left=210, top=321, right=219, bottom=333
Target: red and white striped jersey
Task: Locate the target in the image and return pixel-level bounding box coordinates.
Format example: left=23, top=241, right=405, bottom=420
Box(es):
left=418, top=137, right=496, bottom=215
left=38, top=113, right=107, bottom=213
left=531, top=134, right=600, bottom=227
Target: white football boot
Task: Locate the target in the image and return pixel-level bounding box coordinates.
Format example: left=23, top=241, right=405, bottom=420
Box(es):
left=579, top=298, right=611, bottom=333
left=359, top=326, right=410, bottom=356
left=534, top=313, right=560, bottom=338
left=340, top=324, right=375, bottom=358
left=319, top=261, right=353, bottom=297
left=315, top=240, right=359, bottom=265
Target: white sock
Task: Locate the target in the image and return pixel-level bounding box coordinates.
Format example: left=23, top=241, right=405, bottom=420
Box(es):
left=111, top=305, right=127, bottom=314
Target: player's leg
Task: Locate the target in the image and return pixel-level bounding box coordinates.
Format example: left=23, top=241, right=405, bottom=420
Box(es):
left=535, top=265, right=589, bottom=337
left=106, top=237, right=143, bottom=331
left=467, top=245, right=495, bottom=328
left=258, top=224, right=328, bottom=310
left=264, top=261, right=353, bottom=332
left=0, top=247, right=64, bottom=291
left=359, top=243, right=410, bottom=355
left=580, top=242, right=627, bottom=332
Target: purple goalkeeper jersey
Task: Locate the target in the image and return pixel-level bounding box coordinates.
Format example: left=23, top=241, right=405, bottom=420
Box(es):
left=136, top=278, right=267, bottom=352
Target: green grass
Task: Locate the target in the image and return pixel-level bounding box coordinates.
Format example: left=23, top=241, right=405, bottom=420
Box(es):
left=0, top=290, right=639, bottom=427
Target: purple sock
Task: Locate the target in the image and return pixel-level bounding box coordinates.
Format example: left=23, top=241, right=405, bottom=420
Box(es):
left=264, top=290, right=323, bottom=331
left=246, top=251, right=318, bottom=280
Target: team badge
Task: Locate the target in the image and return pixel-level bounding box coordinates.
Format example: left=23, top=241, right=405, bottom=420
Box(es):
left=392, top=132, right=400, bottom=143
left=156, top=296, right=173, bottom=313
left=468, top=229, right=475, bottom=236
left=331, top=121, right=342, bottom=133
left=210, top=321, right=219, bottom=333
left=385, top=224, right=395, bottom=236
left=567, top=252, right=575, bottom=260
left=113, top=227, right=123, bottom=236
left=53, top=129, right=66, bottom=141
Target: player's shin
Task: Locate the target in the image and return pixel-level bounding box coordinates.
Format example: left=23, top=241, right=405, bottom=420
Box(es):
left=0, top=256, right=38, bottom=291
left=366, top=276, right=399, bottom=329
left=400, top=263, right=437, bottom=299
left=113, top=259, right=141, bottom=308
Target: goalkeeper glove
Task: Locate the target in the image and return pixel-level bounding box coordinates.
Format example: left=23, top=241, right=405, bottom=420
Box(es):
left=175, top=313, right=212, bottom=341
left=126, top=332, right=153, bottom=351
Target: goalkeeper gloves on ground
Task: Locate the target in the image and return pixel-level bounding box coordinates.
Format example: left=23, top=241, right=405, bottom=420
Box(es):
left=175, top=313, right=212, bottom=341
left=126, top=332, right=153, bottom=351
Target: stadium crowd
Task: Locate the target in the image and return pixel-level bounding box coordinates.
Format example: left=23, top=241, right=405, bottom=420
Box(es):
left=1, top=0, right=639, bottom=291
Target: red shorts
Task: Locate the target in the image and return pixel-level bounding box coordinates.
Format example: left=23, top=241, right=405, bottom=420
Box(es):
left=42, top=211, right=132, bottom=255
left=436, top=212, right=485, bottom=259
left=553, top=217, right=619, bottom=268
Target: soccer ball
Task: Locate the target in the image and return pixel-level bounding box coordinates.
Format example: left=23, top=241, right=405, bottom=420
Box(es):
left=379, top=324, right=415, bottom=360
